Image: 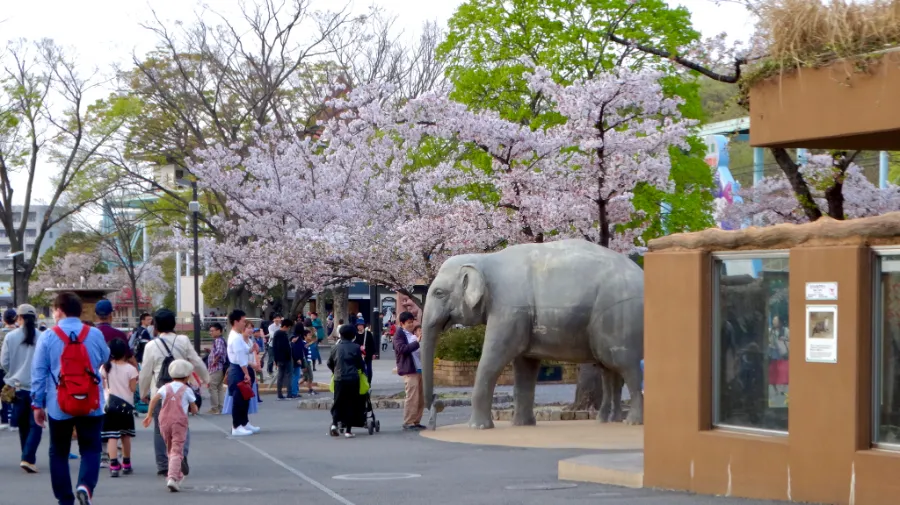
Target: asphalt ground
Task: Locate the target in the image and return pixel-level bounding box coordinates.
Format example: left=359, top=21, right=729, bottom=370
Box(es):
left=0, top=396, right=792, bottom=505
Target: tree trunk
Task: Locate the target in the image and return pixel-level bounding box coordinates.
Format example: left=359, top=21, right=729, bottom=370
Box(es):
left=16, top=268, right=32, bottom=307
left=332, top=285, right=349, bottom=327
left=770, top=147, right=823, bottom=221
left=130, top=276, right=140, bottom=319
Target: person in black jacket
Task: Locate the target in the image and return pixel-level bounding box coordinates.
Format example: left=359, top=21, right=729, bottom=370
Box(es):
left=327, top=325, right=365, bottom=438
left=271, top=319, right=294, bottom=400
left=353, top=319, right=378, bottom=383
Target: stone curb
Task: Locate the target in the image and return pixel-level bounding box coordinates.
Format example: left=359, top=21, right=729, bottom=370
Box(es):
left=297, top=393, right=515, bottom=410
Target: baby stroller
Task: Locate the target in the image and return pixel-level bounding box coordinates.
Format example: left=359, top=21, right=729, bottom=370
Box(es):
left=331, top=390, right=381, bottom=436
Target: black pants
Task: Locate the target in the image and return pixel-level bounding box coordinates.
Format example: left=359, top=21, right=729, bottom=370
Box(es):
left=275, top=361, right=293, bottom=397
left=331, top=377, right=362, bottom=432
left=227, top=365, right=254, bottom=429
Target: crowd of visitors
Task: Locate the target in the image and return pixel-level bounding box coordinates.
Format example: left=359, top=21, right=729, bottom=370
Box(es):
left=0, top=291, right=430, bottom=503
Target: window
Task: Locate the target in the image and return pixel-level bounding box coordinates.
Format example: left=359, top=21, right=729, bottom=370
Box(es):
left=712, top=254, right=790, bottom=433
left=27, top=212, right=36, bottom=222
left=0, top=260, right=11, bottom=271
left=12, top=212, right=21, bottom=222
left=25, top=229, right=35, bottom=238
left=873, top=252, right=900, bottom=446
left=0, top=245, right=9, bottom=253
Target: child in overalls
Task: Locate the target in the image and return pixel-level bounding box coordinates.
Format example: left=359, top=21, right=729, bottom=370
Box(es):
left=142, top=359, right=198, bottom=492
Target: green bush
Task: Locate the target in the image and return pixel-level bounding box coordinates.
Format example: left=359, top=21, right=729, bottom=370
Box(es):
left=434, top=325, right=486, bottom=362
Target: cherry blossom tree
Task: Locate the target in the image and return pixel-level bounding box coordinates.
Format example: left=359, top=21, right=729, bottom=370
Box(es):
left=381, top=66, right=693, bottom=254
left=717, top=153, right=900, bottom=227
left=31, top=252, right=107, bottom=294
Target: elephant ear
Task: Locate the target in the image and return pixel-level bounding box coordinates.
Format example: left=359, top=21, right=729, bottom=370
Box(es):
left=460, top=264, right=485, bottom=313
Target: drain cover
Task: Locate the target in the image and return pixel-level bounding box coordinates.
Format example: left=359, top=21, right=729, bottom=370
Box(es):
left=505, top=483, right=578, bottom=491
left=333, top=473, right=421, bottom=481
left=182, top=485, right=253, bottom=493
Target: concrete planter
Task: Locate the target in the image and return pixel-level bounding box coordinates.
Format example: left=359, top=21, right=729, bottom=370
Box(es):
left=433, top=360, right=579, bottom=387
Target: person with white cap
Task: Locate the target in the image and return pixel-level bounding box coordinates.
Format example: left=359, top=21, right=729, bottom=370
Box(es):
left=142, top=359, right=198, bottom=493
left=1, top=303, right=43, bottom=473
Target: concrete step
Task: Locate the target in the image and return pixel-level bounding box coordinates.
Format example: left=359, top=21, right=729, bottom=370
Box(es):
left=558, top=452, right=644, bottom=489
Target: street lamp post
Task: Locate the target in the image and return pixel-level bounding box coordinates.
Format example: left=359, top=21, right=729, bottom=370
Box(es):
left=177, top=178, right=203, bottom=353
left=6, top=251, right=24, bottom=307
left=190, top=182, right=201, bottom=353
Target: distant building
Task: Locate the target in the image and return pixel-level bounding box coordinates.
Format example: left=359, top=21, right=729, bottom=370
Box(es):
left=0, top=205, right=73, bottom=306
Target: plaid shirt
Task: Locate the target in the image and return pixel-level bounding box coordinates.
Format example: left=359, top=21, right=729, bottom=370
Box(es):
left=208, top=336, right=227, bottom=374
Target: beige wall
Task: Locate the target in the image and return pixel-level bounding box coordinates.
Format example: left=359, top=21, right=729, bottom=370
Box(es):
left=644, top=246, right=900, bottom=504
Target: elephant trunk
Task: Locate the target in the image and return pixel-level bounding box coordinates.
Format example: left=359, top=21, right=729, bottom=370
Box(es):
left=421, top=319, right=440, bottom=413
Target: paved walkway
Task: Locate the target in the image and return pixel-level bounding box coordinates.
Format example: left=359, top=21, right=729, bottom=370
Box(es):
left=0, top=399, right=787, bottom=505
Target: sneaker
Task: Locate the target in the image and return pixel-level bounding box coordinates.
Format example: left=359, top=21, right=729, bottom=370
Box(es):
left=244, top=423, right=261, bottom=433
left=413, top=424, right=427, bottom=430
left=330, top=425, right=339, bottom=437
left=20, top=461, right=38, bottom=474
left=109, top=463, right=121, bottom=478
left=76, top=485, right=92, bottom=504
left=402, top=424, right=417, bottom=431
left=231, top=426, right=253, bottom=437
left=0, top=423, right=8, bottom=431
left=122, top=463, right=133, bottom=475
left=277, top=396, right=287, bottom=401
left=206, top=408, right=219, bottom=415
left=100, top=458, right=108, bottom=469
left=167, top=478, right=180, bottom=492
left=344, top=432, right=356, bottom=438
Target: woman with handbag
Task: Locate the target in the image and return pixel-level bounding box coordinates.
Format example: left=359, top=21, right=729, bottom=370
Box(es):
left=225, top=310, right=260, bottom=437
left=100, top=338, right=139, bottom=477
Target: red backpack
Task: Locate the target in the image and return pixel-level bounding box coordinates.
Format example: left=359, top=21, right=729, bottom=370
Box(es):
left=52, top=325, right=101, bottom=417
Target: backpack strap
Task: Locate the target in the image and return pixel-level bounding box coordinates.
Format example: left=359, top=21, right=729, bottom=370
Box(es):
left=156, top=335, right=174, bottom=358
left=52, top=324, right=90, bottom=343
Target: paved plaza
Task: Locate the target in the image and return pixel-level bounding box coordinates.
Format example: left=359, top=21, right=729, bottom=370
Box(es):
left=0, top=399, right=790, bottom=505
left=1, top=350, right=788, bottom=505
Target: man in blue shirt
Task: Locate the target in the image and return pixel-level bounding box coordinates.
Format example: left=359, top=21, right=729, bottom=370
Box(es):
left=31, top=292, right=110, bottom=505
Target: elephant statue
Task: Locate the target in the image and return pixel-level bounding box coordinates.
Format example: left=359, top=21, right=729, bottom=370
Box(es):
left=421, top=239, right=644, bottom=430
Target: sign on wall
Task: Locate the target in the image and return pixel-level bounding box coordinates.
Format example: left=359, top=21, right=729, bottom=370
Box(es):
left=805, top=304, right=838, bottom=363
left=806, top=282, right=838, bottom=301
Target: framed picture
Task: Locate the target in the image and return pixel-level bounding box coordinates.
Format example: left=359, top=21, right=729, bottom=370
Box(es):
left=805, top=304, right=837, bottom=363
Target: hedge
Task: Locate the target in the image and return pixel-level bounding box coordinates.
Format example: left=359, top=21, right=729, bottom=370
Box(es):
left=434, top=325, right=486, bottom=362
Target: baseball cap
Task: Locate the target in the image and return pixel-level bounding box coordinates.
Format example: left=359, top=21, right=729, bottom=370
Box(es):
left=95, top=299, right=114, bottom=316
left=16, top=304, right=37, bottom=317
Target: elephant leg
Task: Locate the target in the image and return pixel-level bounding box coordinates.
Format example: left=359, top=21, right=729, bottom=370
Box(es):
left=469, top=321, right=526, bottom=430
left=622, top=365, right=643, bottom=425
left=512, top=357, right=541, bottom=426
left=610, top=372, right=624, bottom=422
left=598, top=366, right=614, bottom=423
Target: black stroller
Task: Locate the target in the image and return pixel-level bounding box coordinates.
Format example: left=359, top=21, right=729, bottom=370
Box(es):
left=330, top=386, right=381, bottom=436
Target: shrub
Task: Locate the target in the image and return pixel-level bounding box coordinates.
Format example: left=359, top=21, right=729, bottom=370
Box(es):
left=434, top=325, right=485, bottom=362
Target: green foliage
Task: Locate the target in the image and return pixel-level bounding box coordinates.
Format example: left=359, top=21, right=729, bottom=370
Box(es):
left=440, top=0, right=715, bottom=244
left=434, top=325, right=486, bottom=362
left=889, top=152, right=900, bottom=185
left=159, top=255, right=176, bottom=311
left=201, top=272, right=230, bottom=310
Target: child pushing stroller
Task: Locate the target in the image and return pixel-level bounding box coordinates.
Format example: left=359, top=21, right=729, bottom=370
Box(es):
left=327, top=325, right=379, bottom=437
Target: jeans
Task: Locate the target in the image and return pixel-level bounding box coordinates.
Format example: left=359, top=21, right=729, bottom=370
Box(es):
left=276, top=361, right=294, bottom=397
left=309, top=343, right=321, bottom=365
left=291, top=365, right=302, bottom=397
left=48, top=415, right=102, bottom=505
left=12, top=390, right=42, bottom=464
left=364, top=359, right=373, bottom=384
left=153, top=402, right=190, bottom=473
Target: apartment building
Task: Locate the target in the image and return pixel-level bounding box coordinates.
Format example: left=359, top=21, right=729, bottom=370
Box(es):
left=0, top=205, right=73, bottom=273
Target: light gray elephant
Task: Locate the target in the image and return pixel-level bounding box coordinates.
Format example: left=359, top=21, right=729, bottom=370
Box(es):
left=421, top=239, right=644, bottom=429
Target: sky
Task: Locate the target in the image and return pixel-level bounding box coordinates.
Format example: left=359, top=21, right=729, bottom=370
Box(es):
left=2, top=0, right=755, bottom=204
